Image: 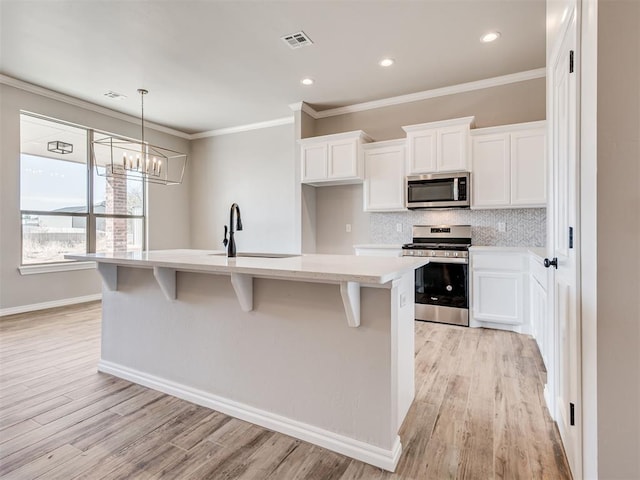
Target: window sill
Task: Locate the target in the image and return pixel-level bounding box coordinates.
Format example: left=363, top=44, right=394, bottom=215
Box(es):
left=19, top=261, right=97, bottom=276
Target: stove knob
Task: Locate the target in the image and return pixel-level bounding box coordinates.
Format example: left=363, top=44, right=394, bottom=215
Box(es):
left=444, top=251, right=450, bottom=257
left=453, top=251, right=459, bottom=257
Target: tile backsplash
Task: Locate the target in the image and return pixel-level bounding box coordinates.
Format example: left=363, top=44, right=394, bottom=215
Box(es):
left=370, top=208, right=546, bottom=247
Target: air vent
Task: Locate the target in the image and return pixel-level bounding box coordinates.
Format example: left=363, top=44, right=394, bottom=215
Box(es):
left=104, top=90, right=127, bottom=100
left=281, top=31, right=313, bottom=49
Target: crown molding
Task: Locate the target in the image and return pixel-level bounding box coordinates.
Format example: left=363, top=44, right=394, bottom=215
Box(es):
left=289, top=101, right=319, bottom=119
left=0, top=74, right=191, bottom=139
left=308, top=68, right=546, bottom=119
left=190, top=116, right=294, bottom=139
left=3, top=68, right=545, bottom=140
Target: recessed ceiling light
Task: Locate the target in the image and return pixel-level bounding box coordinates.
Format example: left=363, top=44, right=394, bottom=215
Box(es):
left=301, top=78, right=314, bottom=86
left=481, top=31, right=501, bottom=43
left=379, top=58, right=394, bottom=67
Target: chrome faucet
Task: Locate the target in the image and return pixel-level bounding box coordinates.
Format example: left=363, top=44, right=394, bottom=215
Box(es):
left=223, top=203, right=243, bottom=257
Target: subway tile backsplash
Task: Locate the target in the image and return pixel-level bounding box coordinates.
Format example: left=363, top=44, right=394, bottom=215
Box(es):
left=370, top=208, right=546, bottom=247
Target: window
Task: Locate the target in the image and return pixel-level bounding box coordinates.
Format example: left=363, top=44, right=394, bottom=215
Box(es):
left=20, top=114, right=145, bottom=265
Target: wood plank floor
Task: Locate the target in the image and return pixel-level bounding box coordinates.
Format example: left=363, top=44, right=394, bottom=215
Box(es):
left=0, top=301, right=571, bottom=479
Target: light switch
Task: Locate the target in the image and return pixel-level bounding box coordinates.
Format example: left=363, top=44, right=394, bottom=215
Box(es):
left=396, top=223, right=403, bottom=233
left=497, top=222, right=506, bottom=233
left=345, top=223, right=352, bottom=233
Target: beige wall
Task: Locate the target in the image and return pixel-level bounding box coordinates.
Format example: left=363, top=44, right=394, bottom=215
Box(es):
left=189, top=124, right=298, bottom=254
left=0, top=84, right=191, bottom=311
left=307, top=79, right=546, bottom=253
left=596, top=1, right=640, bottom=478
left=312, top=78, right=545, bottom=140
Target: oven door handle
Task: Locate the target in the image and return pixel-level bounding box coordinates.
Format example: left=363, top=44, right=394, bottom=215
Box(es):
left=423, top=257, right=468, bottom=264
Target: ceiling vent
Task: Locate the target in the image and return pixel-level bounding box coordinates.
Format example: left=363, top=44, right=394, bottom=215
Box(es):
left=104, top=90, right=127, bottom=100
left=281, top=31, right=313, bottom=49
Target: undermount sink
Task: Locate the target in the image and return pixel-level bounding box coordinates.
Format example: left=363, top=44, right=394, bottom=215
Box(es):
left=208, top=252, right=300, bottom=259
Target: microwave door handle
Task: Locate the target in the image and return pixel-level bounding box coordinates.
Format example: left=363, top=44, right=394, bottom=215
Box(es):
left=453, top=178, right=459, bottom=201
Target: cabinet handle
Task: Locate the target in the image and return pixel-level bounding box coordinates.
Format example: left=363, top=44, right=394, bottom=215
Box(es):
left=544, top=257, right=558, bottom=269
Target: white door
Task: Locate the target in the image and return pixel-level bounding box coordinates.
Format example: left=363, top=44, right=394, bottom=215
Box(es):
left=511, top=129, right=547, bottom=206
left=437, top=124, right=468, bottom=172
left=406, top=130, right=437, bottom=173
left=549, top=10, right=582, bottom=479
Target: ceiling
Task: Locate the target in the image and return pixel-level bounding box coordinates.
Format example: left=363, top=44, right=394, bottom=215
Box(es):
left=0, top=1, right=546, bottom=135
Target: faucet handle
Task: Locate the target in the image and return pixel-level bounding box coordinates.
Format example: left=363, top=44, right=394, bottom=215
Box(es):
left=223, top=225, right=229, bottom=247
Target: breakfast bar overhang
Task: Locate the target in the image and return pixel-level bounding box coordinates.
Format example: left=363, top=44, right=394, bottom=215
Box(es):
left=67, top=249, right=428, bottom=471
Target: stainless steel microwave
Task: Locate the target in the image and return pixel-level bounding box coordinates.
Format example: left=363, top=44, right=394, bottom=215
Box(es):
left=406, top=172, right=470, bottom=209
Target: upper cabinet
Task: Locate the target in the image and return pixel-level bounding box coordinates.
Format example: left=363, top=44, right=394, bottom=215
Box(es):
left=471, top=121, right=546, bottom=209
left=362, top=139, right=406, bottom=212
left=300, top=131, right=372, bottom=186
left=402, top=116, right=475, bottom=174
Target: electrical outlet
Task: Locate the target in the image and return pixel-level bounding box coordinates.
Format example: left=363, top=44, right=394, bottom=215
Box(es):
left=497, top=222, right=506, bottom=233
left=396, top=223, right=403, bottom=233
left=345, top=223, right=352, bottom=233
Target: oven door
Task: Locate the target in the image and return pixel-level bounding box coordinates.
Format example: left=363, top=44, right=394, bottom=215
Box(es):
left=414, top=258, right=469, bottom=326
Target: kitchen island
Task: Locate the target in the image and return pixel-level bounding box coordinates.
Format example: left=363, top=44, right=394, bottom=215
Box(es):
left=66, top=249, right=427, bottom=471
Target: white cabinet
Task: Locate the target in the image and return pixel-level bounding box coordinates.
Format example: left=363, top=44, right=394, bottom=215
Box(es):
left=402, top=116, right=474, bottom=174
left=470, top=249, right=529, bottom=333
left=363, top=140, right=406, bottom=212
left=300, top=131, right=372, bottom=186
left=530, top=254, right=550, bottom=368
left=471, top=121, right=546, bottom=209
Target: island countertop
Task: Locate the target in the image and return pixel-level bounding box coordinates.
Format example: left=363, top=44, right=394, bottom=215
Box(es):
left=67, top=249, right=428, bottom=285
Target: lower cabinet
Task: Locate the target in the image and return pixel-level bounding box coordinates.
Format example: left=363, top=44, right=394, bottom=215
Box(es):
left=529, top=255, right=550, bottom=368
left=470, top=249, right=529, bottom=333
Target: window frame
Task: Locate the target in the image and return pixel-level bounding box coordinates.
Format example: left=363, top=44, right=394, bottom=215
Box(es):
left=19, top=113, right=147, bottom=268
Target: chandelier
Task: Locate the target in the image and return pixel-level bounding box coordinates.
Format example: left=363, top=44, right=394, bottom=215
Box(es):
left=92, top=89, right=187, bottom=185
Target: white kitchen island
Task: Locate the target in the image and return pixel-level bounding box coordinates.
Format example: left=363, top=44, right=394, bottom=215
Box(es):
left=66, top=249, right=427, bottom=471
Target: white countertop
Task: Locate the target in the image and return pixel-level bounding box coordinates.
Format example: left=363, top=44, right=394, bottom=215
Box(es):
left=67, top=249, right=428, bottom=285
left=353, top=244, right=404, bottom=249
left=469, top=246, right=548, bottom=260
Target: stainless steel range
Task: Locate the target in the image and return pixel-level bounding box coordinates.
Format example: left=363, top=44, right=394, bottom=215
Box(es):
left=402, top=225, right=471, bottom=326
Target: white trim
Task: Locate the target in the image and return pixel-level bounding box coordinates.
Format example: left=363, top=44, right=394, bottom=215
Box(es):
left=98, top=359, right=403, bottom=472
left=0, top=74, right=191, bottom=139
left=402, top=115, right=476, bottom=132
left=0, top=293, right=102, bottom=317
left=18, top=261, right=97, bottom=275
left=298, top=129, right=372, bottom=144
left=289, top=101, right=320, bottom=119
left=309, top=68, right=546, bottom=119
left=470, top=120, right=547, bottom=136
left=190, top=116, right=294, bottom=139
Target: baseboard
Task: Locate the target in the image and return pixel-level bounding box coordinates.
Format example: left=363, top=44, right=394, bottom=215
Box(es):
left=98, top=359, right=403, bottom=472
left=0, top=294, right=102, bottom=317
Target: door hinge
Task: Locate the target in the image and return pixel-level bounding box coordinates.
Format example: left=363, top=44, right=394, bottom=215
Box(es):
left=569, top=226, right=574, bottom=249
left=569, top=50, right=575, bottom=73
left=570, top=402, right=575, bottom=426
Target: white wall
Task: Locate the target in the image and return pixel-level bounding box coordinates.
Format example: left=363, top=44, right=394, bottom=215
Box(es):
left=189, top=124, right=298, bottom=254
left=0, top=84, right=191, bottom=312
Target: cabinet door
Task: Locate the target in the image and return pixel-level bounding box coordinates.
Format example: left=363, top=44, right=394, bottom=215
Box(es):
left=301, top=144, right=327, bottom=182
left=511, top=129, right=546, bottom=206
left=363, top=145, right=405, bottom=212
left=471, top=133, right=510, bottom=207
left=437, top=124, right=469, bottom=172
left=328, top=138, right=358, bottom=179
left=472, top=270, right=524, bottom=324
left=406, top=130, right=437, bottom=174
left=530, top=278, right=549, bottom=367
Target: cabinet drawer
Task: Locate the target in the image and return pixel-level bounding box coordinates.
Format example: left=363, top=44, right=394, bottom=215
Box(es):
left=472, top=253, right=527, bottom=271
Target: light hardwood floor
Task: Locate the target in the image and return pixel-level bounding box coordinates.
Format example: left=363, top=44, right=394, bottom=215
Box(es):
left=0, top=301, right=571, bottom=479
